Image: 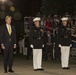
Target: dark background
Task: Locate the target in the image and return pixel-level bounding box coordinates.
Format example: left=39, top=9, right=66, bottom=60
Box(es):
left=11, top=0, right=42, bottom=17
left=11, top=0, right=76, bottom=16
left=0, top=0, right=76, bottom=39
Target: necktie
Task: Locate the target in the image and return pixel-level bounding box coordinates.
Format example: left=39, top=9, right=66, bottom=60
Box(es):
left=8, top=25, right=11, bottom=35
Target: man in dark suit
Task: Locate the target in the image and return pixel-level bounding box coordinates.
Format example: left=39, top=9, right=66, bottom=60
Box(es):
left=0, top=16, right=16, bottom=73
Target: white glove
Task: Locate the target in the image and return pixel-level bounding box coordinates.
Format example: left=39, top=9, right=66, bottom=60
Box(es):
left=30, top=45, right=34, bottom=48
left=59, top=44, right=61, bottom=48
left=70, top=44, right=72, bottom=47
left=42, top=45, right=44, bottom=48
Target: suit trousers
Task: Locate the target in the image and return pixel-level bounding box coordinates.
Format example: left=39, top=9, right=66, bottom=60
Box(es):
left=3, top=46, right=14, bottom=70
left=33, top=49, right=42, bottom=69
left=60, top=46, right=70, bottom=67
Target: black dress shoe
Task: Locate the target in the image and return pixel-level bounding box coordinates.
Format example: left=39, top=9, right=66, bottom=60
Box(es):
left=4, top=70, right=7, bottom=73
left=62, top=67, right=70, bottom=69
left=65, top=67, right=70, bottom=69
left=34, top=69, right=38, bottom=71
left=9, top=69, right=14, bottom=73
left=37, top=68, right=44, bottom=71
left=62, top=67, right=65, bottom=69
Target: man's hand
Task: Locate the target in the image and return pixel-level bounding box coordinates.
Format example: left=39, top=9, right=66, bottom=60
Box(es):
left=14, top=44, right=16, bottom=49
left=1, top=45, right=5, bottom=49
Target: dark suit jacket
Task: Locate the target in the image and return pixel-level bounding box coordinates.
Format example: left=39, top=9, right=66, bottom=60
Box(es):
left=0, top=25, right=16, bottom=48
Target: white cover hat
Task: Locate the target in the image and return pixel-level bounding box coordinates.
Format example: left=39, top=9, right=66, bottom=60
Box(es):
left=33, top=17, right=41, bottom=22
left=61, top=17, right=68, bottom=21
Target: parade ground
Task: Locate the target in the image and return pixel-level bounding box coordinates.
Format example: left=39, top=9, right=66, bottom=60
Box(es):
left=0, top=54, right=76, bottom=75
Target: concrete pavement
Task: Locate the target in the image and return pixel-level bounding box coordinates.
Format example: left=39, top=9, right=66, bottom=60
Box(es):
left=0, top=54, right=76, bottom=75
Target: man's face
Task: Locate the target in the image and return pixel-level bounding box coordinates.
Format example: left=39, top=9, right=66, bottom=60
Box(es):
left=62, top=20, right=67, bottom=26
left=5, top=18, right=11, bottom=25
left=34, top=21, right=40, bottom=27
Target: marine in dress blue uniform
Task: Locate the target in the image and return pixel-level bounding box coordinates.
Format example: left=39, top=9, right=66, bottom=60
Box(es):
left=29, top=17, right=44, bottom=71
left=58, top=17, right=71, bottom=69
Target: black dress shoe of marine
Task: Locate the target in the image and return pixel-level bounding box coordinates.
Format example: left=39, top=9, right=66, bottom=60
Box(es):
left=34, top=69, right=38, bottom=71
left=37, top=68, right=44, bottom=71
left=65, top=67, right=70, bottom=69
left=62, top=67, right=70, bottom=69
left=62, top=67, right=65, bottom=69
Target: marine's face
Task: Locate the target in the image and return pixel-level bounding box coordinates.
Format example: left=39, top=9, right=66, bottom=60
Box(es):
left=34, top=21, right=40, bottom=27
left=62, top=20, right=67, bottom=26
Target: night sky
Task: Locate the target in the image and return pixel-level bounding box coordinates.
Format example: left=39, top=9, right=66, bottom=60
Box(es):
left=11, top=0, right=42, bottom=17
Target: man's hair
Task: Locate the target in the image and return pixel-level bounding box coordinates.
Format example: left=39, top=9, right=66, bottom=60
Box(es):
left=5, top=16, right=12, bottom=20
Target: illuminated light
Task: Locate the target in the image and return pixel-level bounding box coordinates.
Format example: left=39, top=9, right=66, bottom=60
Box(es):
left=0, top=0, right=7, bottom=3
left=13, top=12, right=22, bottom=20
left=0, top=11, right=6, bottom=19
left=10, top=6, right=15, bottom=12
left=1, top=5, right=6, bottom=10
left=7, top=1, right=13, bottom=6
